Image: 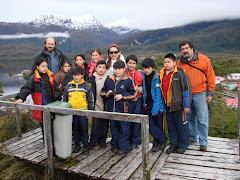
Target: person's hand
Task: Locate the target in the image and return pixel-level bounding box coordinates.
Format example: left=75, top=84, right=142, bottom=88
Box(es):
left=87, top=116, right=92, bottom=120
left=132, top=97, right=138, bottom=102
left=184, top=108, right=190, bottom=113
left=135, top=86, right=140, bottom=92
left=206, top=96, right=212, bottom=103
left=13, top=99, right=23, bottom=105
left=106, top=90, right=113, bottom=97
left=114, top=94, right=123, bottom=101
left=152, top=114, right=156, bottom=116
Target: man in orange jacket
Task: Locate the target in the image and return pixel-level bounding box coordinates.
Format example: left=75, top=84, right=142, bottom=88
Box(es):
left=177, top=40, right=215, bottom=151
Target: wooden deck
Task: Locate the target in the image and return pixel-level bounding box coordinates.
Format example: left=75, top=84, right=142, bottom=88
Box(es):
left=0, top=128, right=239, bottom=179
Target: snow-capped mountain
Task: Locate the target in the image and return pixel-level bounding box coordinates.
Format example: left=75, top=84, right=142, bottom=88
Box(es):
left=31, top=14, right=104, bottom=30
left=107, top=26, right=140, bottom=35
left=31, top=14, right=140, bottom=35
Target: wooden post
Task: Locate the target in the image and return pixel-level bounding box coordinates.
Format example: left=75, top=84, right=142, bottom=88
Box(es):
left=238, top=90, right=240, bottom=160
left=15, top=107, right=22, bottom=138
left=141, top=116, right=150, bottom=180
left=43, top=107, right=54, bottom=180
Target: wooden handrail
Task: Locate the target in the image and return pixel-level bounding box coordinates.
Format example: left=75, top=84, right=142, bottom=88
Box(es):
left=0, top=96, right=150, bottom=180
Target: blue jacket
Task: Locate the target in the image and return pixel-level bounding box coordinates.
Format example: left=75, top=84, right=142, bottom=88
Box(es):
left=142, top=71, right=165, bottom=114
left=101, top=73, right=137, bottom=113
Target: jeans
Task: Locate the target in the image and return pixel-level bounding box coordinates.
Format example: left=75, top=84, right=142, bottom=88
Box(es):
left=187, top=91, right=209, bottom=146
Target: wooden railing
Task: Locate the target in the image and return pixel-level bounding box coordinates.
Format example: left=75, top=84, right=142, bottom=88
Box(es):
left=0, top=94, right=150, bottom=180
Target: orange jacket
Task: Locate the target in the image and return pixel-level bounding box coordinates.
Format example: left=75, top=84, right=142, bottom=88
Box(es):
left=177, top=51, right=215, bottom=96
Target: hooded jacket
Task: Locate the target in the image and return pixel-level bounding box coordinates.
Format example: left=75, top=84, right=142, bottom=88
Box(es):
left=16, top=69, right=61, bottom=122
left=177, top=50, right=215, bottom=96
left=160, top=66, right=192, bottom=112
left=142, top=70, right=165, bottom=115
left=63, top=79, right=94, bottom=110
left=101, top=72, right=137, bottom=112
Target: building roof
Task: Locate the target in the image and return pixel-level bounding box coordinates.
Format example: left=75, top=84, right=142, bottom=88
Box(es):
left=225, top=98, right=238, bottom=106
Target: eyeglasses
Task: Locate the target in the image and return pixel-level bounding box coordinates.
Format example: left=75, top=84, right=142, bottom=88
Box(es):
left=109, top=51, right=119, bottom=54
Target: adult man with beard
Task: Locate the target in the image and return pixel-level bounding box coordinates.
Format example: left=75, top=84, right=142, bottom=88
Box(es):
left=177, top=40, right=215, bottom=151
left=29, top=38, right=70, bottom=77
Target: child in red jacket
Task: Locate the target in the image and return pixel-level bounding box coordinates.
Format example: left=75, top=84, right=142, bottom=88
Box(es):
left=125, top=55, right=143, bottom=149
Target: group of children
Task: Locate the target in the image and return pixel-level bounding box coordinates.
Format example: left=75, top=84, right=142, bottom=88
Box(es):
left=14, top=44, right=192, bottom=156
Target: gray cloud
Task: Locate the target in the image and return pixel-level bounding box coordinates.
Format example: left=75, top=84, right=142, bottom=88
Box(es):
left=0, top=32, right=70, bottom=39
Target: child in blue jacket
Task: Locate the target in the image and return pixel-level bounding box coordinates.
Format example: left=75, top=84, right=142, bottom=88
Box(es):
left=101, top=60, right=137, bottom=155
left=142, top=58, right=168, bottom=152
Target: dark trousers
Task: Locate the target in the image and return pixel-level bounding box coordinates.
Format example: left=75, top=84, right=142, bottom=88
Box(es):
left=90, top=118, right=109, bottom=145
left=110, top=120, right=131, bottom=152
left=166, top=107, right=190, bottom=148
left=72, top=115, right=89, bottom=145
left=128, top=97, right=143, bottom=145
left=145, top=101, right=167, bottom=147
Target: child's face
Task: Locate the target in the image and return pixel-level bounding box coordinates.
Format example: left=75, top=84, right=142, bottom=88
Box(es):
left=127, top=59, right=137, bottom=72
left=142, top=67, right=154, bottom=76
left=114, top=68, right=125, bottom=78
left=37, top=62, right=48, bottom=74
left=75, top=56, right=85, bottom=67
left=91, top=51, right=102, bottom=63
left=109, top=47, right=120, bottom=60
left=95, top=64, right=106, bottom=76
left=164, top=58, right=176, bottom=71
left=73, top=74, right=83, bottom=83
left=62, top=63, right=71, bottom=73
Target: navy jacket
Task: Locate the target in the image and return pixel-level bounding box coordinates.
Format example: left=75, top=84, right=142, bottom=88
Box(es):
left=101, top=73, right=137, bottom=113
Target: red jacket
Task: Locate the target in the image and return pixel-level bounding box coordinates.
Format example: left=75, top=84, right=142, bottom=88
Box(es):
left=125, top=69, right=143, bottom=98
left=16, top=70, right=61, bottom=122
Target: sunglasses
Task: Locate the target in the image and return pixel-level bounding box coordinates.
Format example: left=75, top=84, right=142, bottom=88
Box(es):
left=109, top=51, right=119, bottom=54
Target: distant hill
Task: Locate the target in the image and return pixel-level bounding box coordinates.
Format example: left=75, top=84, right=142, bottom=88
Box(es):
left=116, top=19, right=240, bottom=55
left=0, top=18, right=240, bottom=59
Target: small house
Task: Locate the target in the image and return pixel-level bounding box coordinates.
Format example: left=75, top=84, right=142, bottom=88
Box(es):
left=227, top=73, right=240, bottom=80
left=225, top=98, right=238, bottom=108
left=215, top=76, right=225, bottom=84
left=220, top=81, right=238, bottom=91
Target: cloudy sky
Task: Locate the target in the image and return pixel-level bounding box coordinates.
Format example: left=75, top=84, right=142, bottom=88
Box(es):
left=1, top=0, right=240, bottom=30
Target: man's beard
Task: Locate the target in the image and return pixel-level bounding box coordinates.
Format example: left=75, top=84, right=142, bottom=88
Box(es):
left=183, top=53, right=190, bottom=59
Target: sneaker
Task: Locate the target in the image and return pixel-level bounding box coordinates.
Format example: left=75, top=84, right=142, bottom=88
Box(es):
left=131, top=144, right=139, bottom=149
left=111, top=148, right=118, bottom=154
left=159, top=139, right=169, bottom=150
left=88, top=143, right=95, bottom=150
left=117, top=150, right=128, bottom=156
left=72, top=143, right=81, bottom=153
left=83, top=145, right=89, bottom=155
left=99, top=143, right=107, bottom=148
left=176, top=147, right=187, bottom=154
left=166, top=146, right=177, bottom=154
left=200, top=145, right=207, bottom=151
left=151, top=146, right=159, bottom=152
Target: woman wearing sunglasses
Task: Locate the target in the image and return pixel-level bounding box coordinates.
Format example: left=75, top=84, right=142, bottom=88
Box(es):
left=106, top=44, right=126, bottom=76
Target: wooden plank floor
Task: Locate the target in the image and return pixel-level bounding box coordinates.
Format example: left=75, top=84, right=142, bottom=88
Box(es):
left=0, top=128, right=239, bottom=179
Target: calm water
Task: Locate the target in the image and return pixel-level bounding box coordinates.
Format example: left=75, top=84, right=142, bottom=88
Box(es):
left=0, top=59, right=32, bottom=95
